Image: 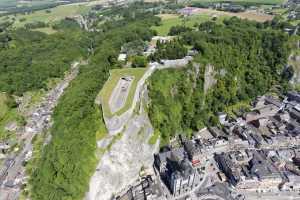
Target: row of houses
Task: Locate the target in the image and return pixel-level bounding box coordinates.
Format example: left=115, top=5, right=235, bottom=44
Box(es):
left=115, top=91, right=300, bottom=199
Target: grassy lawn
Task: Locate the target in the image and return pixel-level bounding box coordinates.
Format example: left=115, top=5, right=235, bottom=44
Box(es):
left=0, top=0, right=58, bottom=11
left=0, top=4, right=90, bottom=28
left=33, top=27, right=57, bottom=34
left=148, top=130, right=160, bottom=145
left=0, top=0, right=18, bottom=8
left=0, top=93, right=8, bottom=120
left=100, top=68, right=147, bottom=117
left=191, top=0, right=284, bottom=4
left=153, top=13, right=227, bottom=35
left=96, top=108, right=108, bottom=141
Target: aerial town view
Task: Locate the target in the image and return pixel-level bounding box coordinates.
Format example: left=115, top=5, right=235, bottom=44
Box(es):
left=0, top=0, right=300, bottom=200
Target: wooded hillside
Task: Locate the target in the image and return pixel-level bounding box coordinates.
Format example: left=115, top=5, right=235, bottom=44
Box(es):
left=148, top=18, right=291, bottom=145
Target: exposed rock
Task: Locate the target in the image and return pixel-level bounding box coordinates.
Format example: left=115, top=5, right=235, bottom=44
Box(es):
left=204, top=64, right=217, bottom=93
left=97, top=136, right=113, bottom=149
left=220, top=68, right=227, bottom=77
left=87, top=58, right=200, bottom=200
left=193, top=63, right=200, bottom=78
left=86, top=86, right=159, bottom=200
left=158, top=56, right=193, bottom=69
left=86, top=114, right=158, bottom=200
left=289, top=55, right=300, bottom=85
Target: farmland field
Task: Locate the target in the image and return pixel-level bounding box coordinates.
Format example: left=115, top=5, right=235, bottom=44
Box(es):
left=0, top=0, right=59, bottom=12
left=0, top=3, right=90, bottom=27
left=100, top=68, right=147, bottom=117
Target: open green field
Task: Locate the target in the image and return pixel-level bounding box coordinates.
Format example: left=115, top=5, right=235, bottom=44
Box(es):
left=0, top=0, right=58, bottom=12
left=100, top=68, right=147, bottom=117
left=0, top=93, right=8, bottom=120
left=33, top=27, right=58, bottom=34
left=0, top=4, right=90, bottom=28
left=153, top=13, right=227, bottom=35
left=191, top=0, right=284, bottom=4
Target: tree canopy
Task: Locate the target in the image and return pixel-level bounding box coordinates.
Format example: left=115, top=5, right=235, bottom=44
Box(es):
left=29, top=12, right=158, bottom=200
left=148, top=17, right=291, bottom=145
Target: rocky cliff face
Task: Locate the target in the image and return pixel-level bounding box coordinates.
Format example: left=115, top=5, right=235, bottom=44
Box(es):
left=290, top=55, right=300, bottom=85
left=86, top=86, right=159, bottom=200
left=204, top=64, right=217, bottom=94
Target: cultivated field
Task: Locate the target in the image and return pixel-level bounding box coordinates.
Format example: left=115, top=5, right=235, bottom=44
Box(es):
left=100, top=68, right=147, bottom=117
left=0, top=4, right=90, bottom=28
left=0, top=0, right=58, bottom=12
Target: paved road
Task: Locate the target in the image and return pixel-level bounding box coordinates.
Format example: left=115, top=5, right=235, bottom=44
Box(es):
left=0, top=62, right=80, bottom=200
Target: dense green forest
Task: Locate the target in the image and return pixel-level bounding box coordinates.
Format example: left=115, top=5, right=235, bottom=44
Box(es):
left=0, top=23, right=89, bottom=95
left=150, top=39, right=188, bottom=61
left=29, top=12, right=159, bottom=200
left=148, top=18, right=291, bottom=145
left=0, top=3, right=159, bottom=200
